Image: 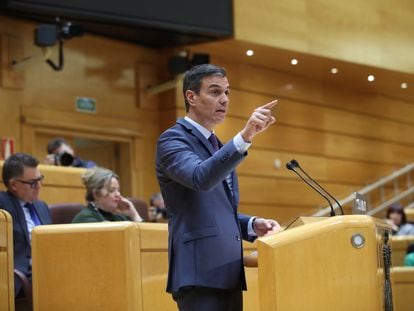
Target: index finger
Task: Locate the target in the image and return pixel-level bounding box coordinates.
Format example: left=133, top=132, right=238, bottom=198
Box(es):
left=260, top=99, right=278, bottom=110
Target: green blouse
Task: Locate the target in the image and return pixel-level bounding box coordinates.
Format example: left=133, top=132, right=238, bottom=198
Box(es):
left=72, top=203, right=129, bottom=223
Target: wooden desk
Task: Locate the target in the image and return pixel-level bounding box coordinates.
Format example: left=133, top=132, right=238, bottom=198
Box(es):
left=405, top=208, right=414, bottom=223
left=392, top=267, right=414, bottom=311
left=0, top=209, right=14, bottom=311
left=32, top=222, right=260, bottom=310
left=392, top=235, right=414, bottom=266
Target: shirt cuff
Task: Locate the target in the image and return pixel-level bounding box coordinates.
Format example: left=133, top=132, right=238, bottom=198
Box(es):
left=248, top=216, right=257, bottom=237
left=233, top=133, right=252, bottom=154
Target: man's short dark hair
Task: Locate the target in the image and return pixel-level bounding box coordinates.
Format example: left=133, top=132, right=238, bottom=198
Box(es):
left=2, top=153, right=39, bottom=188
left=182, top=64, right=226, bottom=112
left=47, top=138, right=67, bottom=154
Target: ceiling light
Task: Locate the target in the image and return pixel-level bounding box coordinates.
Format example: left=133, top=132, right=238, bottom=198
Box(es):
left=401, top=82, right=408, bottom=89
left=330, top=68, right=338, bottom=74
left=246, top=49, right=254, bottom=57
left=367, top=75, right=375, bottom=82
left=291, top=58, right=298, bottom=65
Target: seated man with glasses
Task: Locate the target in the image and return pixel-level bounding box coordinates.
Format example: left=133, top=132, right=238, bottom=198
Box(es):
left=0, top=153, right=51, bottom=297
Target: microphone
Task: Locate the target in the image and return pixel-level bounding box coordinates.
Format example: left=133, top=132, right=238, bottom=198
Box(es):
left=286, top=160, right=336, bottom=217
left=290, top=159, right=344, bottom=215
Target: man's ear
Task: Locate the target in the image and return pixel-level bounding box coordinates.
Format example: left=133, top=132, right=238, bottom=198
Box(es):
left=185, top=90, right=197, bottom=107
left=8, top=179, right=18, bottom=192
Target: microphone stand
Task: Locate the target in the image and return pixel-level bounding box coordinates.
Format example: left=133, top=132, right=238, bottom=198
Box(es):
left=286, top=162, right=336, bottom=217
left=290, top=159, right=344, bottom=215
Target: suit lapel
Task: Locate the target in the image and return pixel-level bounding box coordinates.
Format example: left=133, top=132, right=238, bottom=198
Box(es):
left=177, top=118, right=237, bottom=208
left=177, top=118, right=216, bottom=155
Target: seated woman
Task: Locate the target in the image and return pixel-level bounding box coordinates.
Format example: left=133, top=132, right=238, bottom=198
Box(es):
left=386, top=203, right=414, bottom=235
left=72, top=167, right=143, bottom=223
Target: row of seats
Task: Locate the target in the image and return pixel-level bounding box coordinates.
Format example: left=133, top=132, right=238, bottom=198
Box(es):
left=48, top=197, right=150, bottom=224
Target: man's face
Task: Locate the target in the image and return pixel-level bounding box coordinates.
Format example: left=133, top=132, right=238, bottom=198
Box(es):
left=8, top=166, right=43, bottom=203
left=186, top=75, right=230, bottom=131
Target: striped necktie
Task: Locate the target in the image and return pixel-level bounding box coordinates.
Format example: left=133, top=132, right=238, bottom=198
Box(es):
left=208, top=133, right=219, bottom=152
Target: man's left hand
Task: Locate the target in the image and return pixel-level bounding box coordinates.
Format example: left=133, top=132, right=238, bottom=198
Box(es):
left=253, top=218, right=281, bottom=236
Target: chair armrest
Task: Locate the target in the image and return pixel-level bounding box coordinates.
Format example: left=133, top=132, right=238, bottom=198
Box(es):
left=14, top=268, right=33, bottom=307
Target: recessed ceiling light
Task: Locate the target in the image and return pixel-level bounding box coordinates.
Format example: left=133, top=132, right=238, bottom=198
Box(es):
left=291, top=58, right=298, bottom=65
left=331, top=68, right=338, bottom=74
left=246, top=49, right=254, bottom=57
left=367, top=75, right=375, bottom=82
left=401, top=82, right=408, bottom=89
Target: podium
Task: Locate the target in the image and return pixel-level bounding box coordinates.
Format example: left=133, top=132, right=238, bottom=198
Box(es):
left=257, top=215, right=393, bottom=311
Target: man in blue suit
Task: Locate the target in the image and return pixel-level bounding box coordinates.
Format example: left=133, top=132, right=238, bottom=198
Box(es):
left=0, top=153, right=51, bottom=296
left=156, top=64, right=280, bottom=310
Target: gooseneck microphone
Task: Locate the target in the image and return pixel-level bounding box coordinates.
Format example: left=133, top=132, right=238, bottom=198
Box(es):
left=286, top=161, right=336, bottom=217
left=289, top=159, right=344, bottom=215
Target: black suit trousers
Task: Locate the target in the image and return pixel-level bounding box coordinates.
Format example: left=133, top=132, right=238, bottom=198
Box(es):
left=172, top=286, right=243, bottom=311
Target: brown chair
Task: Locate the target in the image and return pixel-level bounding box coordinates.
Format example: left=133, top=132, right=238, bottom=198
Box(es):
left=48, top=203, right=85, bottom=224
left=127, top=197, right=149, bottom=222
left=14, top=269, right=32, bottom=311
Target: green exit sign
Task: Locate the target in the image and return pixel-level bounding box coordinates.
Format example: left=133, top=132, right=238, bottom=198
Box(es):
left=76, top=97, right=97, bottom=113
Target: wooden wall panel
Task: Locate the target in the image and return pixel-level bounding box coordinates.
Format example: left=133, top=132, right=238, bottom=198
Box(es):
left=234, top=0, right=414, bottom=72
left=216, top=117, right=414, bottom=165
left=0, top=15, right=162, bottom=201
left=228, top=90, right=414, bottom=145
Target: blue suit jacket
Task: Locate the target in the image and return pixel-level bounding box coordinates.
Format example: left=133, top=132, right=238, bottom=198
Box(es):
left=156, top=118, right=254, bottom=293
left=0, top=191, right=51, bottom=294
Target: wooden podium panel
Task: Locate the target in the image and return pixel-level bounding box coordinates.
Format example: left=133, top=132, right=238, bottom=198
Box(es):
left=0, top=209, right=14, bottom=311
left=257, top=215, right=393, bottom=311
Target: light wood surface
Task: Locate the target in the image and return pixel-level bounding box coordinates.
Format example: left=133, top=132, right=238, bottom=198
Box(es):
left=0, top=209, right=14, bottom=311
left=405, top=209, right=414, bottom=223
left=234, top=0, right=414, bottom=73
left=257, top=215, right=392, bottom=310
left=32, top=222, right=143, bottom=311
left=392, top=267, right=414, bottom=311
left=31, top=222, right=260, bottom=310
left=391, top=235, right=414, bottom=267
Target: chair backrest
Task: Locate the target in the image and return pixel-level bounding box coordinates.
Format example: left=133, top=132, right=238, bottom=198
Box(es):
left=127, top=197, right=149, bottom=222
left=48, top=203, right=85, bottom=224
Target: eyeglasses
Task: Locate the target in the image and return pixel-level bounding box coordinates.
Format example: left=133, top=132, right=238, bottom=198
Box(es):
left=14, top=175, right=45, bottom=189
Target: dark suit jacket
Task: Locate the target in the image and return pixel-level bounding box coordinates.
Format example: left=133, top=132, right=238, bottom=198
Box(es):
left=0, top=191, right=51, bottom=294
left=156, top=118, right=254, bottom=293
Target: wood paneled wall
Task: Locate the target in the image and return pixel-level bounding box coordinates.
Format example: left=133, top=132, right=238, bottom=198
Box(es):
left=234, top=0, right=414, bottom=73
left=161, top=54, right=414, bottom=223
left=2, top=13, right=414, bottom=223
left=0, top=15, right=162, bottom=201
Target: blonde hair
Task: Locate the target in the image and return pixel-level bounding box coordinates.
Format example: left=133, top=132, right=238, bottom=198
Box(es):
left=82, top=167, right=119, bottom=202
